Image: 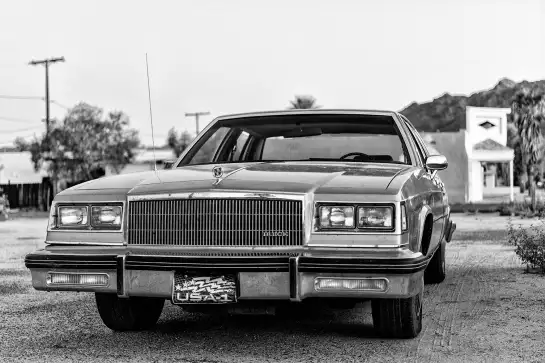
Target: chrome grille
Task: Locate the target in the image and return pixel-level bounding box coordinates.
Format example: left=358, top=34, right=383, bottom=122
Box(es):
left=128, top=199, right=303, bottom=246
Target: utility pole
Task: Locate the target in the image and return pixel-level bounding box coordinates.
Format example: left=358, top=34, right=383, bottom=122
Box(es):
left=29, top=57, right=66, bottom=137
left=185, top=112, right=210, bottom=135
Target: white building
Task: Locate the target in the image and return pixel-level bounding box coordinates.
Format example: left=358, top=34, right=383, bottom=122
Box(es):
left=465, top=106, right=514, bottom=202
left=422, top=106, right=514, bottom=204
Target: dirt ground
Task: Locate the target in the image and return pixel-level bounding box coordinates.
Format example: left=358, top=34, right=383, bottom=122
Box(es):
left=1, top=214, right=544, bottom=363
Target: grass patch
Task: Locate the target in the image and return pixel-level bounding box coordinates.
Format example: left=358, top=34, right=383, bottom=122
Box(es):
left=452, top=230, right=508, bottom=242
left=0, top=269, right=30, bottom=278
left=0, top=281, right=30, bottom=295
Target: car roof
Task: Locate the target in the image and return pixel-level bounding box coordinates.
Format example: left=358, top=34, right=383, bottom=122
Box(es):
left=215, top=109, right=399, bottom=121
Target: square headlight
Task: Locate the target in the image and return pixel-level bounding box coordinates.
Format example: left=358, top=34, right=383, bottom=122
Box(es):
left=357, top=206, right=393, bottom=229
left=91, top=205, right=122, bottom=229
left=319, top=206, right=355, bottom=229
left=58, top=206, right=88, bottom=227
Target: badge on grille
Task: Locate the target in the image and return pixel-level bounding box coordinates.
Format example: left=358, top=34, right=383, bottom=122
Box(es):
left=263, top=231, right=289, bottom=237
left=212, top=166, right=223, bottom=179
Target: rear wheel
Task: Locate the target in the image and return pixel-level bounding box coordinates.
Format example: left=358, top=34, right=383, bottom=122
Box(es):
left=95, top=293, right=164, bottom=331
left=371, top=291, right=423, bottom=339
left=425, top=239, right=446, bottom=284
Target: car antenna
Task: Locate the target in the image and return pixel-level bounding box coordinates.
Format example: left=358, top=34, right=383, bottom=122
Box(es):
left=145, top=53, right=158, bottom=172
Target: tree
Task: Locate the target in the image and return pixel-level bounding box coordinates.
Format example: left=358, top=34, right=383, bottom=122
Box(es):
left=505, top=122, right=525, bottom=191
left=13, top=137, right=30, bottom=152
left=288, top=95, right=319, bottom=109
left=167, top=128, right=194, bottom=157
left=23, top=102, right=140, bottom=197
left=511, top=88, right=545, bottom=210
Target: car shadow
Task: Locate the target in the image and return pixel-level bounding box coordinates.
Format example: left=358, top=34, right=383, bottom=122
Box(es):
left=153, top=303, right=379, bottom=339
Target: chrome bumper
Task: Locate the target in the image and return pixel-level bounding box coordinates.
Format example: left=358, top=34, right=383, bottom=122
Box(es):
left=26, top=251, right=427, bottom=300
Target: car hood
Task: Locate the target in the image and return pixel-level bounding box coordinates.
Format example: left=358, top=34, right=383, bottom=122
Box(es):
left=66, top=162, right=413, bottom=197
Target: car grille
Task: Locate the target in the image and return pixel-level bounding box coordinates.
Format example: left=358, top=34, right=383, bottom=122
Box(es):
left=127, top=199, right=304, bottom=247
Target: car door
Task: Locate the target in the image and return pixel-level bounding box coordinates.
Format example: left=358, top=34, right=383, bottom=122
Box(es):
left=403, top=119, right=446, bottom=254
left=407, top=123, right=448, bottom=217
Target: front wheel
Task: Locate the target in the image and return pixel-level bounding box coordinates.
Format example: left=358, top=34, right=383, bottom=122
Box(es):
left=371, top=291, right=423, bottom=339
left=95, top=293, right=165, bottom=331
left=425, top=239, right=446, bottom=284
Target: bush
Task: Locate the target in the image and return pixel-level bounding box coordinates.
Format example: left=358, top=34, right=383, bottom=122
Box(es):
left=498, top=200, right=545, bottom=218
left=507, top=218, right=545, bottom=274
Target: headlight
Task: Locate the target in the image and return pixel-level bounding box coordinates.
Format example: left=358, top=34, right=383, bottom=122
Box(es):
left=58, top=206, right=88, bottom=227
left=319, top=206, right=354, bottom=228
left=357, top=206, right=393, bottom=229
left=91, top=205, right=122, bottom=229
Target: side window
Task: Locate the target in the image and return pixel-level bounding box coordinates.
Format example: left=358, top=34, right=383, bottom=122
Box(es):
left=184, top=127, right=230, bottom=165
left=227, top=131, right=250, bottom=161
left=411, top=128, right=430, bottom=158
left=404, top=122, right=426, bottom=165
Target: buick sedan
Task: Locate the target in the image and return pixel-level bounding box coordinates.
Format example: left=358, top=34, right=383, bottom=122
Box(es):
left=25, top=110, right=456, bottom=339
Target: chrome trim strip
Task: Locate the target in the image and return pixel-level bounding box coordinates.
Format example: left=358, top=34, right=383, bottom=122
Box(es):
left=45, top=241, right=124, bottom=246
left=116, top=255, right=128, bottom=298
left=127, top=191, right=305, bottom=201
left=289, top=255, right=300, bottom=302
left=310, top=231, right=400, bottom=236
left=306, top=243, right=408, bottom=248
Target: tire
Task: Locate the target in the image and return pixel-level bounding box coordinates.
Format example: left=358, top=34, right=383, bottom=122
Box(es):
left=425, top=239, right=446, bottom=284
left=371, top=291, right=423, bottom=339
left=95, top=293, right=165, bottom=331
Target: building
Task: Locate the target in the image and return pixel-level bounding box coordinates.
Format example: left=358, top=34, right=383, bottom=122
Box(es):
left=0, top=151, right=52, bottom=210
left=106, top=148, right=177, bottom=176
left=422, top=106, right=514, bottom=204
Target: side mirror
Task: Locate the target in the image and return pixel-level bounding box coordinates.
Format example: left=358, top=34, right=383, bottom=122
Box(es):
left=425, top=155, right=448, bottom=171
left=163, top=160, right=175, bottom=170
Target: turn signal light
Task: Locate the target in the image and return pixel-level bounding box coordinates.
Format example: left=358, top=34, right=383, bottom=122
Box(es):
left=46, top=273, right=109, bottom=286
left=314, top=277, right=388, bottom=292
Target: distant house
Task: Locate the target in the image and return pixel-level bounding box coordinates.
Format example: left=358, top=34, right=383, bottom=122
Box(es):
left=106, top=147, right=177, bottom=176
left=421, top=106, right=514, bottom=204
left=0, top=151, right=52, bottom=210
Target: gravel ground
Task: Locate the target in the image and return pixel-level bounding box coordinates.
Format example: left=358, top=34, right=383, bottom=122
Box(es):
left=1, top=214, right=544, bottom=363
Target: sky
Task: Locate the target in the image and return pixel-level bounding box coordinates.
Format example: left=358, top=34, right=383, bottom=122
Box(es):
left=0, top=0, right=543, bottom=147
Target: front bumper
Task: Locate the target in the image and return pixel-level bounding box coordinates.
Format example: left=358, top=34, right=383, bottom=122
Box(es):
left=25, top=250, right=428, bottom=301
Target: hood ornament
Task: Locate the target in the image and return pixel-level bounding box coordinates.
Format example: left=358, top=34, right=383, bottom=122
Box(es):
left=211, top=165, right=247, bottom=186
left=212, top=166, right=223, bottom=179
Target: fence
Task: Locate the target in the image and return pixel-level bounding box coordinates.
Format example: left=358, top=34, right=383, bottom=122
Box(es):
left=0, top=180, right=53, bottom=211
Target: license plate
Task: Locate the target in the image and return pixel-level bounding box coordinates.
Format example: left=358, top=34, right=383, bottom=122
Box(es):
left=172, top=273, right=237, bottom=304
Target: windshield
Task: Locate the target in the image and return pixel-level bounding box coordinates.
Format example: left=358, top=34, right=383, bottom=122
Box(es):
left=179, top=114, right=411, bottom=166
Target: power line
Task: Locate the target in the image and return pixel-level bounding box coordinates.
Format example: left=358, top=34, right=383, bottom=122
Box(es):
left=0, top=95, right=44, bottom=100
left=0, top=125, right=43, bottom=134
left=50, top=100, right=70, bottom=110
left=0, top=95, right=70, bottom=111
left=0, top=116, right=41, bottom=123
left=185, top=111, right=210, bottom=134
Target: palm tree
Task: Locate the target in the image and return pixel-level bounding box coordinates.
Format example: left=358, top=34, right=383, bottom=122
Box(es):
left=512, top=88, right=545, bottom=210
left=288, top=95, right=319, bottom=109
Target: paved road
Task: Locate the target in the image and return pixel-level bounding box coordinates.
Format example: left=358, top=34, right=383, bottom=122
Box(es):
left=1, top=216, right=544, bottom=362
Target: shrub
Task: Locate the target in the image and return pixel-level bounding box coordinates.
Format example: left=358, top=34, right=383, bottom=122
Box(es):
left=499, top=200, right=545, bottom=219
left=507, top=218, right=545, bottom=274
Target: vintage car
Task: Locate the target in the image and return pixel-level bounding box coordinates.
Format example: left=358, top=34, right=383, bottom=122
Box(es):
left=25, top=110, right=456, bottom=339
